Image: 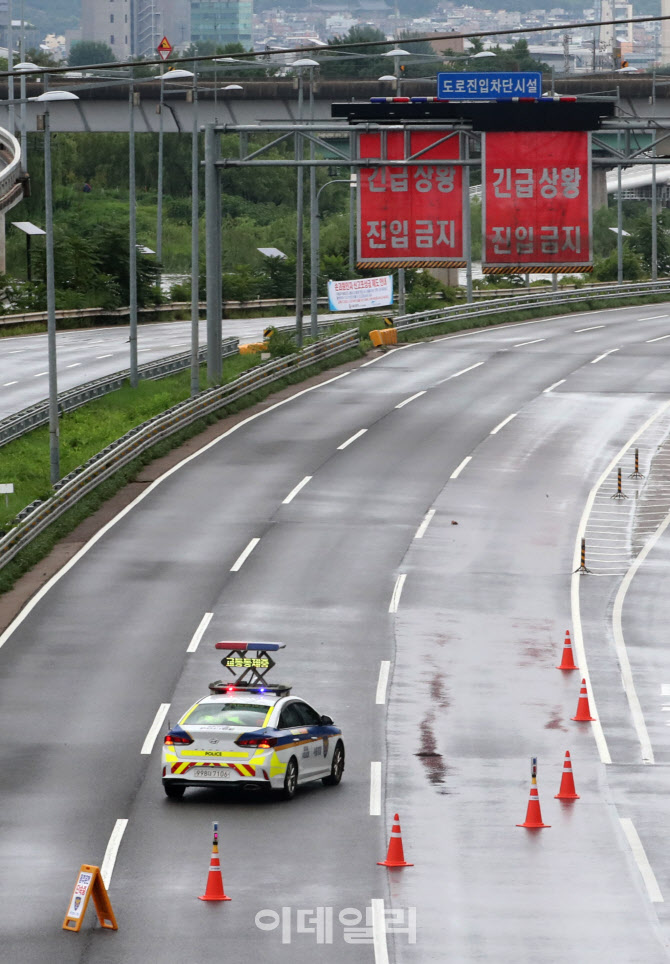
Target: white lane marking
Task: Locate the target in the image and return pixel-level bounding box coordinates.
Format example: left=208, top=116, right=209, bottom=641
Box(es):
left=662, top=685, right=670, bottom=696
left=440, top=361, right=484, bottom=383
left=3, top=380, right=17, bottom=386
left=34, top=371, right=47, bottom=377
left=369, top=762, right=382, bottom=815
left=514, top=338, right=545, bottom=347
left=395, top=390, right=426, bottom=409
left=451, top=456, right=471, bottom=479
left=230, top=537, right=260, bottom=572
left=619, top=818, right=664, bottom=903
left=187, top=612, right=213, bottom=654
left=361, top=347, right=402, bottom=367
left=490, top=412, right=517, bottom=435
left=646, top=333, right=670, bottom=343
left=571, top=397, right=670, bottom=766
left=100, top=819, right=129, bottom=890
left=66, top=362, right=81, bottom=368
left=389, top=574, right=406, bottom=614
left=414, top=508, right=435, bottom=539
left=543, top=379, right=565, bottom=393
left=575, top=325, right=606, bottom=332
left=138, top=348, right=152, bottom=352
left=643, top=315, right=668, bottom=321
left=591, top=348, right=619, bottom=364
left=0, top=365, right=458, bottom=652
left=371, top=899, right=390, bottom=964
left=141, top=703, right=170, bottom=755
left=8, top=348, right=25, bottom=353
left=338, top=428, right=367, bottom=450
left=282, top=475, right=312, bottom=504
left=376, top=661, right=391, bottom=704
left=96, top=353, right=114, bottom=359
left=325, top=371, right=351, bottom=383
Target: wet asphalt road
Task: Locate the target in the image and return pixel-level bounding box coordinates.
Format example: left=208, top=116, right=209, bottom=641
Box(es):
left=2, top=304, right=670, bottom=962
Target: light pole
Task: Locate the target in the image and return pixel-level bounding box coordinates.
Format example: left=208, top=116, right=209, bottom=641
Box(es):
left=156, top=64, right=165, bottom=274
left=14, top=61, right=39, bottom=175
left=311, top=177, right=351, bottom=335
left=129, top=68, right=138, bottom=387
left=382, top=48, right=410, bottom=94
left=289, top=58, right=319, bottom=348
left=31, top=89, right=80, bottom=486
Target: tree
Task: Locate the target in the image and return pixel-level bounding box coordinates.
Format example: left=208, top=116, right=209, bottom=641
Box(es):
left=24, top=47, right=59, bottom=68
left=629, top=209, right=670, bottom=274
left=320, top=27, right=392, bottom=80
left=68, top=41, right=115, bottom=67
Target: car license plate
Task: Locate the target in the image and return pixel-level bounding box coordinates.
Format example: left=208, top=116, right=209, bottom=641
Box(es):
left=197, top=768, right=231, bottom=779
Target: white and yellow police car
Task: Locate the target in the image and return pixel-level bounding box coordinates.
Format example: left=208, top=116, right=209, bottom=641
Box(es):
left=161, top=642, right=344, bottom=800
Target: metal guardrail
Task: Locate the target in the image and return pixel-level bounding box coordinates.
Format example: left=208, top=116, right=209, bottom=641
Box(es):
left=0, top=337, right=240, bottom=449
left=394, top=280, right=670, bottom=333
left=0, top=328, right=358, bottom=571
left=0, top=127, right=23, bottom=216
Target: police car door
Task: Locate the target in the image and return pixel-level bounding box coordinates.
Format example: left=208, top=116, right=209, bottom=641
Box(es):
left=292, top=700, right=329, bottom=776
left=277, top=701, right=317, bottom=778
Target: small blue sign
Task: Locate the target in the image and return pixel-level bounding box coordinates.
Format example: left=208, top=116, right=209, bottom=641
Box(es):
left=437, top=71, right=542, bottom=101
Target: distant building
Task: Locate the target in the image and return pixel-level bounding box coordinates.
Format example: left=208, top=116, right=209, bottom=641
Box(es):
left=191, top=0, right=253, bottom=48
left=80, top=0, right=190, bottom=61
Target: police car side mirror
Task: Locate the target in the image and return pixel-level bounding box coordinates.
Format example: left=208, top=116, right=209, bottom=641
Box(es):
left=320, top=714, right=333, bottom=725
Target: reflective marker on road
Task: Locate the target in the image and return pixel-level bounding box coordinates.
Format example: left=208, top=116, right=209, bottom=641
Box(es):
left=450, top=456, right=471, bottom=479
left=230, top=537, right=260, bottom=572
left=100, top=818, right=129, bottom=889
left=338, top=428, right=367, bottom=451
left=282, top=475, right=312, bottom=505
left=187, top=612, right=213, bottom=654
left=376, top=661, right=391, bottom=704
left=140, top=703, right=170, bottom=755
left=369, top=762, right=382, bottom=815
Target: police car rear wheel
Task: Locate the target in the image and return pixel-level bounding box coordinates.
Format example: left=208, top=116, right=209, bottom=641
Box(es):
left=322, top=741, right=345, bottom=786
left=164, top=783, right=185, bottom=799
left=281, top=757, right=299, bottom=800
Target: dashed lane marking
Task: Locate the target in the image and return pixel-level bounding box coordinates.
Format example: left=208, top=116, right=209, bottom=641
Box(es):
left=543, top=379, right=565, bottom=393
left=619, top=818, right=664, bottom=903
left=389, top=574, right=406, bottom=614
left=591, top=348, right=619, bottom=364
left=371, top=899, right=390, bottom=964
left=646, top=334, right=670, bottom=343
left=575, top=325, right=606, bottom=332
left=490, top=412, right=517, bottom=435
left=369, top=762, right=382, bottom=815
left=451, top=456, right=471, bottom=479
left=282, top=476, right=312, bottom=505
left=414, top=508, right=435, bottom=539
left=338, top=429, right=367, bottom=450
left=230, top=538, right=260, bottom=572
left=101, top=819, right=129, bottom=889
left=514, top=338, right=545, bottom=347
left=187, top=612, right=213, bottom=654
left=376, top=662, right=391, bottom=705
left=395, top=390, right=426, bottom=409
left=141, top=703, right=170, bottom=755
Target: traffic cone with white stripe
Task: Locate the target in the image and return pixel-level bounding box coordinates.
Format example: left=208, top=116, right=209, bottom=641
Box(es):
left=378, top=813, right=413, bottom=867
left=555, top=751, right=580, bottom=800
left=572, top=678, right=596, bottom=722
left=198, top=823, right=231, bottom=901
left=556, top=630, right=578, bottom=671
left=516, top=777, right=550, bottom=829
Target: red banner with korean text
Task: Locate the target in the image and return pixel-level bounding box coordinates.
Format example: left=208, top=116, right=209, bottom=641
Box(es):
left=357, top=131, right=464, bottom=268
left=482, top=131, right=592, bottom=274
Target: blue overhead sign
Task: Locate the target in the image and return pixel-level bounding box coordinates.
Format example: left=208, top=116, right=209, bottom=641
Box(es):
left=437, top=72, right=542, bottom=101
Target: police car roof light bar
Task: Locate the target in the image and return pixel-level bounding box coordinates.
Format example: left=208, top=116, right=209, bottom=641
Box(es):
left=208, top=641, right=290, bottom=695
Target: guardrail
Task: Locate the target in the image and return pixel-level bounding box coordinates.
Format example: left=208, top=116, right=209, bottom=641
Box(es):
left=0, top=328, right=358, bottom=571
left=0, top=337, right=240, bottom=449
left=0, top=127, right=24, bottom=216
left=394, top=279, right=670, bottom=333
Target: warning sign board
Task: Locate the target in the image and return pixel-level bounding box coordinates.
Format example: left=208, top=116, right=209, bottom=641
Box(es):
left=63, top=864, right=118, bottom=933
left=157, top=36, right=173, bottom=61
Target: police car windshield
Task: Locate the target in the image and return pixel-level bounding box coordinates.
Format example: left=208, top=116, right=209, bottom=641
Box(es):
left=187, top=703, right=268, bottom=727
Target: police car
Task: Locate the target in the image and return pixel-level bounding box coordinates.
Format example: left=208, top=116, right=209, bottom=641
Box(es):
left=161, top=642, right=344, bottom=800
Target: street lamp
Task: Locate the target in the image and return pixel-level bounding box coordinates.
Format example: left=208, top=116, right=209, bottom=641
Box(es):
left=31, top=89, right=80, bottom=485
left=14, top=61, right=38, bottom=176
left=310, top=177, right=351, bottom=336
left=288, top=58, right=319, bottom=346
left=157, top=68, right=197, bottom=280
left=382, top=48, right=411, bottom=94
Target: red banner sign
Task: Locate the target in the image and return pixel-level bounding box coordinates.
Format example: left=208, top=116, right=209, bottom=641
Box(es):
left=357, top=131, right=464, bottom=268
left=482, top=131, right=592, bottom=274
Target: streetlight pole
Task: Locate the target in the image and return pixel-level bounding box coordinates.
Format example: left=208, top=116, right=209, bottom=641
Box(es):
left=290, top=58, right=319, bottom=348
left=311, top=177, right=351, bottom=338
left=15, top=61, right=38, bottom=175
left=129, top=70, right=138, bottom=387
left=190, top=72, right=200, bottom=395
left=32, top=88, right=80, bottom=485
left=156, top=63, right=165, bottom=274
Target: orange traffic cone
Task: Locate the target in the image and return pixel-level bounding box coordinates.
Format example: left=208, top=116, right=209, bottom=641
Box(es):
left=555, top=751, right=580, bottom=800
left=516, top=777, right=550, bottom=828
left=378, top=813, right=413, bottom=867
left=572, top=678, right=596, bottom=722
left=556, top=630, right=578, bottom=671
left=198, top=823, right=231, bottom=901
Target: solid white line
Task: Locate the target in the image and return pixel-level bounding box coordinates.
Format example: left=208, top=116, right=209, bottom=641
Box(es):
left=369, top=762, right=382, bottom=815
left=97, top=353, right=113, bottom=359
left=361, top=347, right=402, bottom=367
left=325, top=371, right=351, bottom=383
left=0, top=364, right=364, bottom=654
left=450, top=456, right=471, bottom=479
left=571, top=397, right=670, bottom=766
left=646, top=333, right=670, bottom=343
left=514, top=338, right=545, bottom=347
left=575, top=325, right=606, bottom=332
left=338, top=428, right=367, bottom=450
left=186, top=612, right=213, bottom=654
left=591, top=348, right=619, bottom=364
left=414, top=508, right=435, bottom=539
left=389, top=574, right=407, bottom=613
left=619, top=818, right=664, bottom=902
left=447, top=361, right=484, bottom=380
left=100, top=819, right=129, bottom=890
left=282, top=475, right=312, bottom=504
left=490, top=412, right=517, bottom=435
left=543, top=379, right=565, bottom=393
left=395, top=390, right=426, bottom=409
left=3, top=380, right=17, bottom=386
left=376, top=661, right=391, bottom=704
left=230, top=537, right=260, bottom=572
left=66, top=362, right=81, bottom=368
left=371, top=899, right=390, bottom=964
left=141, top=703, right=170, bottom=755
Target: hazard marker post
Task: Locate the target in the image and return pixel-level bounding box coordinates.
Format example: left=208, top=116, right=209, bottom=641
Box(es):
left=629, top=447, right=643, bottom=479
left=575, top=537, right=591, bottom=573
left=62, top=864, right=117, bottom=932
left=611, top=466, right=627, bottom=500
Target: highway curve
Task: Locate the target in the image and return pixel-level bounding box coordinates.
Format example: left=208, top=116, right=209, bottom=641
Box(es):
left=2, top=303, right=670, bottom=963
